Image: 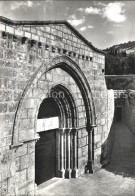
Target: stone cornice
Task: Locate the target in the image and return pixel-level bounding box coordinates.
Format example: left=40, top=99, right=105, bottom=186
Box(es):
left=0, top=16, right=105, bottom=55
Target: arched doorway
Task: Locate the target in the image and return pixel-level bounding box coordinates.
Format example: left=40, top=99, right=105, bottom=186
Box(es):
left=12, top=56, right=96, bottom=189
left=35, top=85, right=77, bottom=185
left=35, top=98, right=60, bottom=185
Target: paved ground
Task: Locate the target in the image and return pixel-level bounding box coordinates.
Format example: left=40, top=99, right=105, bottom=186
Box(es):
left=37, top=122, right=135, bottom=196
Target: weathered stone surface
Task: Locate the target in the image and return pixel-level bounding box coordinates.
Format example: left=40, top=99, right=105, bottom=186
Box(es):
left=0, top=18, right=112, bottom=196
left=15, top=143, right=28, bottom=157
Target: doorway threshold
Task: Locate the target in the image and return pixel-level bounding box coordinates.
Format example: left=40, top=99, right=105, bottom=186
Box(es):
left=37, top=177, right=63, bottom=191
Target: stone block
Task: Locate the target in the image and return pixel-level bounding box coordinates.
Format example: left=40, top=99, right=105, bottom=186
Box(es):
left=7, top=161, right=16, bottom=177
left=28, top=190, right=35, bottom=196
left=6, top=136, right=12, bottom=146
left=19, top=129, right=35, bottom=142
left=6, top=25, right=14, bottom=34
left=15, top=157, right=20, bottom=171
left=28, top=153, right=34, bottom=167
left=81, top=128, right=87, bottom=137
left=14, top=91, right=22, bottom=101
left=45, top=72, right=53, bottom=81
left=31, top=28, right=37, bottom=34
left=0, top=23, right=6, bottom=31
left=0, top=103, right=7, bottom=113
left=23, top=99, right=39, bottom=109
left=77, top=130, right=81, bottom=138
left=16, top=52, right=27, bottom=62
left=1, top=125, right=12, bottom=138
left=15, top=143, right=28, bottom=157
left=18, top=187, right=27, bottom=196
left=95, top=134, right=101, bottom=143
left=19, top=169, right=27, bottom=185
left=15, top=28, right=24, bottom=36
left=28, top=141, right=35, bottom=154
left=37, top=30, right=43, bottom=37
left=82, top=146, right=88, bottom=156
left=20, top=154, right=28, bottom=170
left=16, top=80, right=26, bottom=90
left=7, top=175, right=18, bottom=192
left=19, top=119, right=34, bottom=130
left=32, top=34, right=39, bottom=41
left=8, top=151, right=15, bottom=162
left=40, top=37, right=46, bottom=43
left=102, top=124, right=107, bottom=132
left=97, top=126, right=102, bottom=134
left=8, top=102, right=17, bottom=112
left=27, top=108, right=36, bottom=119
left=1, top=179, right=8, bottom=195
left=96, top=141, right=101, bottom=148
left=78, top=147, right=82, bottom=158
left=78, top=112, right=85, bottom=119
left=75, top=99, right=82, bottom=106
left=32, top=88, right=44, bottom=98
left=77, top=106, right=83, bottom=112
left=79, top=118, right=86, bottom=127
left=7, top=79, right=15, bottom=89
left=94, top=127, right=98, bottom=135
left=78, top=137, right=87, bottom=147
left=101, top=118, right=106, bottom=125
left=1, top=113, right=14, bottom=124
left=27, top=166, right=34, bottom=181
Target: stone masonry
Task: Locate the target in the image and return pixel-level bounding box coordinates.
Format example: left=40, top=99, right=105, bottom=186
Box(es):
left=0, top=17, right=114, bottom=196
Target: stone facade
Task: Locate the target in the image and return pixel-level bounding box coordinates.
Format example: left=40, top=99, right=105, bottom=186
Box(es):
left=0, top=17, right=114, bottom=196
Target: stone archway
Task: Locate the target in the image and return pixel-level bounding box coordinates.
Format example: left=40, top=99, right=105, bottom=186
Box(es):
left=35, top=84, right=78, bottom=184
left=12, top=56, right=96, bottom=147
left=11, top=56, right=96, bottom=189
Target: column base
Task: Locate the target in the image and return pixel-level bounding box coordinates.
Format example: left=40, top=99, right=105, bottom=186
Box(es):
left=65, top=169, right=72, bottom=179
left=72, top=168, right=78, bottom=178
left=58, top=169, right=65, bottom=178
left=85, top=161, right=93, bottom=174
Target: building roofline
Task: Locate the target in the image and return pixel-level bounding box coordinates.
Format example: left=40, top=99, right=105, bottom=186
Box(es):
left=0, top=16, right=105, bottom=55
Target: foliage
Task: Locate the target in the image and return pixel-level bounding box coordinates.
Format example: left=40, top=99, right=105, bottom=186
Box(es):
left=104, top=41, right=135, bottom=75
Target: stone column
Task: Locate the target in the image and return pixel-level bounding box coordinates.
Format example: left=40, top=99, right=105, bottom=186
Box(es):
left=59, top=128, right=65, bottom=178
left=86, top=125, right=96, bottom=173
left=65, top=128, right=72, bottom=178
left=72, top=128, right=78, bottom=178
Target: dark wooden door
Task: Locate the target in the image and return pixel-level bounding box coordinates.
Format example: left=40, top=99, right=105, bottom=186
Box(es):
left=35, top=129, right=56, bottom=185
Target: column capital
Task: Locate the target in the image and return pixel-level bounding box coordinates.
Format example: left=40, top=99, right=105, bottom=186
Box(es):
left=71, top=128, right=77, bottom=134
left=59, top=128, right=65, bottom=135
left=89, top=124, right=97, bottom=132
left=63, top=128, right=72, bottom=133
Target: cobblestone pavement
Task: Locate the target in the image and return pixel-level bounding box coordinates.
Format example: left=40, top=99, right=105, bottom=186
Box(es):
left=37, top=122, right=135, bottom=196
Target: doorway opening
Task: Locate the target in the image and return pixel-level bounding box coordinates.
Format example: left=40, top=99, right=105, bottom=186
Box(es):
left=35, top=129, right=56, bottom=185
left=35, top=84, right=78, bottom=186
left=35, top=97, right=60, bottom=185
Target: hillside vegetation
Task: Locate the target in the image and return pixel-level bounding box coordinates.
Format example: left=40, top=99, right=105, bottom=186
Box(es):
left=103, top=41, right=135, bottom=75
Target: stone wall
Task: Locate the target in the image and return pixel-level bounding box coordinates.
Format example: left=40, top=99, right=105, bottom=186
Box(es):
left=124, top=92, right=135, bottom=135
left=0, top=18, right=112, bottom=196
left=105, top=75, right=135, bottom=90
left=105, top=75, right=135, bottom=165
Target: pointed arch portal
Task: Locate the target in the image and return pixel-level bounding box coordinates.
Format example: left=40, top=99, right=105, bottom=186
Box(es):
left=11, top=56, right=96, bottom=184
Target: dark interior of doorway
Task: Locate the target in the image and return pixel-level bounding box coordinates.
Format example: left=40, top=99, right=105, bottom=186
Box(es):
left=35, top=129, right=56, bottom=185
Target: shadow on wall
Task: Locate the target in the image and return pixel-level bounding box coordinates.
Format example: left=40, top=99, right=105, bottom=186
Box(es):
left=101, top=120, right=135, bottom=178
left=100, top=121, right=115, bottom=167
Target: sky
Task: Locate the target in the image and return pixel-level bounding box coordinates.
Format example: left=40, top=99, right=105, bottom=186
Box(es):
left=0, top=0, right=135, bottom=49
